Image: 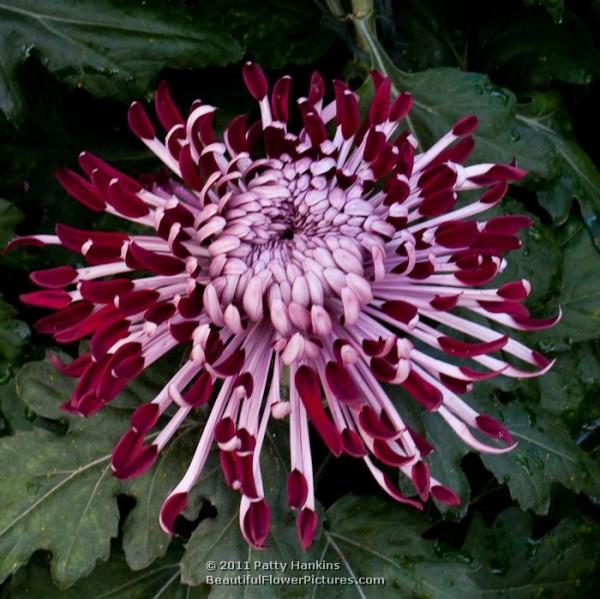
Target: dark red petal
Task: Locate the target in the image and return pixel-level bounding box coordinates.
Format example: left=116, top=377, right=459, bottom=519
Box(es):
left=472, top=234, right=521, bottom=252
left=485, top=215, right=533, bottom=235
left=381, top=300, right=418, bottom=324
left=372, top=440, right=413, bottom=467
left=4, top=236, right=49, bottom=252
left=401, top=371, right=443, bottom=411
left=408, top=260, right=435, bottom=280
left=325, top=361, right=363, bottom=408
left=407, top=427, right=434, bottom=456
left=35, top=301, right=94, bottom=334
left=420, top=190, right=456, bottom=217
left=56, top=222, right=128, bottom=252
left=145, top=302, right=176, bottom=324
left=55, top=168, right=104, bottom=211
left=178, top=144, right=203, bottom=191
left=271, top=76, right=291, bottom=122
left=431, top=484, right=461, bottom=506
left=79, top=152, right=141, bottom=192
left=364, top=129, right=386, bottom=162
left=512, top=312, right=561, bottom=330
left=225, top=114, right=249, bottom=153
left=234, top=372, right=254, bottom=397
left=341, top=91, right=360, bottom=139
left=128, top=101, right=155, bottom=140
left=90, top=319, right=130, bottom=360
left=359, top=405, right=398, bottom=440
left=238, top=454, right=259, bottom=499
left=455, top=260, right=499, bottom=285
left=107, top=181, right=150, bottom=218
left=243, top=499, right=271, bottom=548
left=476, top=415, right=514, bottom=445
left=116, top=289, right=160, bottom=315
left=370, top=357, right=397, bottom=382
left=130, top=402, right=161, bottom=433
left=341, top=428, right=368, bottom=457
left=74, top=390, right=105, bottom=416
left=368, top=77, right=391, bottom=124
left=295, top=365, right=343, bottom=456
left=302, top=111, right=327, bottom=146
left=363, top=337, right=387, bottom=357
left=214, top=349, right=245, bottom=376
left=20, top=290, right=71, bottom=309
left=112, top=354, right=144, bottom=379
left=440, top=373, right=470, bottom=394
left=30, top=266, right=77, bottom=289
left=80, top=279, right=134, bottom=303
left=169, top=320, right=197, bottom=342
left=297, top=508, right=318, bottom=551
left=418, top=164, right=457, bottom=193
left=438, top=335, right=508, bottom=357
left=242, top=498, right=270, bottom=548
left=430, top=136, right=475, bottom=167
left=160, top=492, right=189, bottom=534
left=452, top=115, right=478, bottom=136
left=384, top=179, right=410, bottom=206
left=166, top=124, right=186, bottom=159
left=435, top=221, right=480, bottom=248
left=287, top=469, right=308, bottom=509
left=48, top=352, right=91, bottom=377
left=111, top=429, right=143, bottom=473
left=242, top=62, right=268, bottom=100
left=220, top=450, right=242, bottom=488
left=430, top=294, right=460, bottom=311
left=472, top=164, right=527, bottom=184
left=182, top=371, right=213, bottom=407
left=411, top=461, right=431, bottom=500
left=480, top=180, right=509, bottom=204
left=215, top=417, right=235, bottom=444
left=308, top=71, right=325, bottom=105
left=116, top=445, right=157, bottom=480
left=390, top=92, right=413, bottom=120
left=155, top=80, right=184, bottom=130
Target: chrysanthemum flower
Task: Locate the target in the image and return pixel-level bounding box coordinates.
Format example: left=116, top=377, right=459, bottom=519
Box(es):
left=10, top=63, right=559, bottom=550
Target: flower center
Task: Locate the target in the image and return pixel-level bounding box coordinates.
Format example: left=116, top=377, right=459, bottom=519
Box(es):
left=201, top=154, right=394, bottom=339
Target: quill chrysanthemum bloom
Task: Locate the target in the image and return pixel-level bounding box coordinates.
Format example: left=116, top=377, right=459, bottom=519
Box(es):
left=11, top=63, right=559, bottom=550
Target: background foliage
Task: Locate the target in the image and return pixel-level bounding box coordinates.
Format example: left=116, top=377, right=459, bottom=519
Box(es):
left=1, top=0, right=599, bottom=596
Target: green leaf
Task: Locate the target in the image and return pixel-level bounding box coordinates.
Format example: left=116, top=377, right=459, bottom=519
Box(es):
left=517, top=93, right=600, bottom=247
left=549, top=224, right=600, bottom=343
left=317, top=495, right=479, bottom=599
left=479, top=401, right=600, bottom=514
left=2, top=358, right=156, bottom=587
left=523, top=0, right=564, bottom=23
left=0, top=378, right=34, bottom=434
left=219, top=0, right=331, bottom=69
left=0, top=199, right=23, bottom=246
left=1, top=549, right=209, bottom=598
left=535, top=342, right=600, bottom=430
left=0, top=0, right=242, bottom=122
left=0, top=297, right=30, bottom=364
left=464, top=507, right=600, bottom=597
left=0, top=411, right=122, bottom=587
left=15, top=357, right=74, bottom=421
left=474, top=11, right=599, bottom=89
